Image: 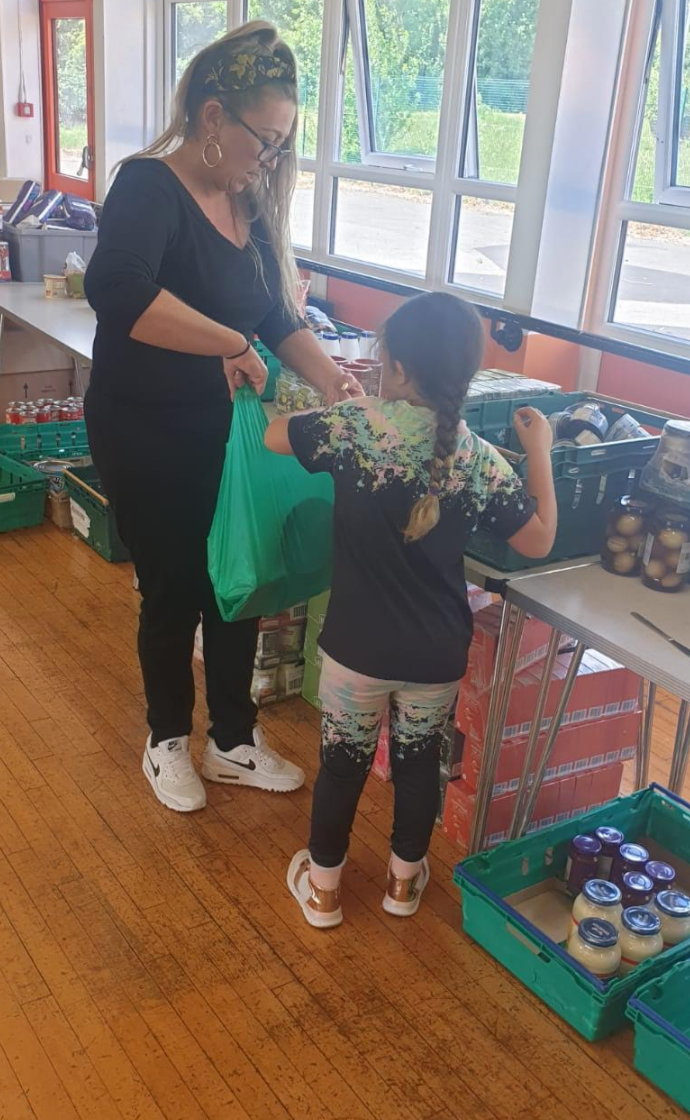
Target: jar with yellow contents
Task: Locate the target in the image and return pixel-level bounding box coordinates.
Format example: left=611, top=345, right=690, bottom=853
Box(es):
left=641, top=508, right=690, bottom=592
left=601, top=495, right=652, bottom=577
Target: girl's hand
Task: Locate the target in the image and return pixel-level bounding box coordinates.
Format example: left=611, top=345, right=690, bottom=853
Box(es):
left=322, top=370, right=365, bottom=406
left=513, top=407, right=553, bottom=456
left=223, top=345, right=268, bottom=400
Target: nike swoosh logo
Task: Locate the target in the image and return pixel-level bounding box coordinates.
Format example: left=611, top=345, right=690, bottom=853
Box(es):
left=229, top=758, right=256, bottom=771
left=148, top=752, right=161, bottom=777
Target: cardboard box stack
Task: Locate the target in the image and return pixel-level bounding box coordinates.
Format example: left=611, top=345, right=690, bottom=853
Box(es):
left=302, top=589, right=329, bottom=708
left=195, top=605, right=308, bottom=707
left=442, top=603, right=641, bottom=851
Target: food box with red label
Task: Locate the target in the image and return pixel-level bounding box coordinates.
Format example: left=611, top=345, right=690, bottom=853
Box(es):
left=467, top=603, right=553, bottom=693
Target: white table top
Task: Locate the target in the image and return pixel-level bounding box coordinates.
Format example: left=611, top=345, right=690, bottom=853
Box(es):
left=507, top=562, right=690, bottom=700
left=0, top=282, right=95, bottom=363
left=464, top=554, right=597, bottom=591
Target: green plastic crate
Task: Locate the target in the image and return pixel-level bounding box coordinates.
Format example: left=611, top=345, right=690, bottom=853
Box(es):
left=0, top=453, right=46, bottom=532
left=627, top=959, right=690, bottom=1112
left=0, top=420, right=89, bottom=462
left=63, top=465, right=130, bottom=563
left=455, top=785, right=690, bottom=1041
left=466, top=393, right=667, bottom=572
left=255, top=341, right=281, bottom=402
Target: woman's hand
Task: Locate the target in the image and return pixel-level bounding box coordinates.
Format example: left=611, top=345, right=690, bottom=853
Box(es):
left=223, top=345, right=268, bottom=400
left=322, top=369, right=365, bottom=406
left=513, top=407, right=553, bottom=456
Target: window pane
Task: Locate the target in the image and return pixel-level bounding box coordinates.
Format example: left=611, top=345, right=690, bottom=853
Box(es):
left=465, top=0, right=539, bottom=184
left=332, top=179, right=431, bottom=274
left=174, top=2, right=228, bottom=85
left=247, top=1, right=322, bottom=159
left=452, top=198, right=514, bottom=296
left=612, top=221, right=690, bottom=341
left=340, top=35, right=363, bottom=164
left=292, top=171, right=315, bottom=249
left=53, top=18, right=88, bottom=178
left=671, top=4, right=690, bottom=187
left=630, top=18, right=660, bottom=203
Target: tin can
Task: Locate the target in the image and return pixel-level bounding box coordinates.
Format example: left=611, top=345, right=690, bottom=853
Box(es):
left=607, top=413, right=650, bottom=442
left=21, top=407, right=38, bottom=424
left=566, top=400, right=610, bottom=440
left=5, top=403, right=23, bottom=424
left=36, top=406, right=53, bottom=424
left=548, top=411, right=571, bottom=439
left=59, top=402, right=81, bottom=422
left=574, top=429, right=602, bottom=447
left=31, top=459, right=71, bottom=494
left=36, top=398, right=54, bottom=408
left=0, top=240, right=11, bottom=281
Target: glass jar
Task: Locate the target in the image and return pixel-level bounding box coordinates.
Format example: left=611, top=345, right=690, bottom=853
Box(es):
left=568, top=918, right=621, bottom=981
left=594, top=826, right=625, bottom=879
left=571, top=879, right=623, bottom=937
left=640, top=419, right=690, bottom=508
left=611, top=842, right=650, bottom=887
left=601, top=497, right=652, bottom=577
left=641, top=508, right=690, bottom=593
left=645, top=860, right=676, bottom=893
left=618, top=907, right=664, bottom=976
left=621, top=872, right=654, bottom=909
left=651, top=890, right=690, bottom=948
left=565, top=834, right=602, bottom=897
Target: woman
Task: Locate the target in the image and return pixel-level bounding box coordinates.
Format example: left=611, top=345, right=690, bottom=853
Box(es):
left=85, top=22, right=359, bottom=813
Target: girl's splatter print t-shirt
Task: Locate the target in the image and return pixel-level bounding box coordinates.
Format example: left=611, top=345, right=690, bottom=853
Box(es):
left=289, top=398, right=536, bottom=683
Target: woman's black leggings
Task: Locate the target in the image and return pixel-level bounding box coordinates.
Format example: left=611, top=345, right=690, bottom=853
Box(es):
left=85, top=390, right=258, bottom=749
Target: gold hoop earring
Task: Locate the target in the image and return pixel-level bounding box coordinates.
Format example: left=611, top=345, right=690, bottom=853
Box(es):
left=202, top=135, right=223, bottom=169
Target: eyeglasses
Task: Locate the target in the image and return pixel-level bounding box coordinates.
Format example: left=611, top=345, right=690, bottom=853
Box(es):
left=230, top=111, right=291, bottom=167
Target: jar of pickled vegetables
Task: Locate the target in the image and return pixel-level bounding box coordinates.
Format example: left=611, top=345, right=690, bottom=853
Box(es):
left=601, top=496, right=652, bottom=577
left=641, top=508, right=690, bottom=593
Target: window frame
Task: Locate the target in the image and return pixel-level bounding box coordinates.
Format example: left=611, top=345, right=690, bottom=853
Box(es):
left=40, top=0, right=96, bottom=199
left=655, top=0, right=690, bottom=206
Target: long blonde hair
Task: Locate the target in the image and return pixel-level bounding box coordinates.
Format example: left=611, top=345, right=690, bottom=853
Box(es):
left=123, top=21, right=300, bottom=319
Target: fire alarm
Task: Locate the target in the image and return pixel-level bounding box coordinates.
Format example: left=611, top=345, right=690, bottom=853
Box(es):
left=16, top=102, right=34, bottom=118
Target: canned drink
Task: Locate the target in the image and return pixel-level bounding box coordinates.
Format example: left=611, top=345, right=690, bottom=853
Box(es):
left=607, top=413, right=650, bottom=442
left=31, top=459, right=70, bottom=494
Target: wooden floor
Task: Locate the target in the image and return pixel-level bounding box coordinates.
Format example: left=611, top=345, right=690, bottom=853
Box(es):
left=0, top=522, right=686, bottom=1120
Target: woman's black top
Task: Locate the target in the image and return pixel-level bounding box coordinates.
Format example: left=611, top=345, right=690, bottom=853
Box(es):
left=85, top=159, right=302, bottom=408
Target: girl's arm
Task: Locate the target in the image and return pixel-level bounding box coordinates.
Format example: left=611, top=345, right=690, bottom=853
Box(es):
left=508, top=408, right=557, bottom=558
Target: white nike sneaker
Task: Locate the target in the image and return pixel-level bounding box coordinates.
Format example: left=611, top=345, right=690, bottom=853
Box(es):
left=201, top=726, right=305, bottom=793
left=142, top=735, right=207, bottom=812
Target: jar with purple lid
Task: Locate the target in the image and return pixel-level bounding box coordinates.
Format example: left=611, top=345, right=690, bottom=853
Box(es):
left=612, top=842, right=650, bottom=886
left=621, top=872, right=654, bottom=908
left=645, top=860, right=676, bottom=892
left=594, top=826, right=625, bottom=879
left=565, top=834, right=602, bottom=897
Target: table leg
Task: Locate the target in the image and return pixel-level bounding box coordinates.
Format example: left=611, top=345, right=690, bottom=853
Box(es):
left=668, top=701, right=690, bottom=794
left=508, top=627, right=562, bottom=841
left=634, top=681, right=656, bottom=790
left=512, top=641, right=586, bottom=838
left=72, top=358, right=85, bottom=397
left=468, top=604, right=526, bottom=854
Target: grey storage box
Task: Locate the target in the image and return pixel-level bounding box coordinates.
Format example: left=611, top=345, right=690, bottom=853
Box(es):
left=4, top=224, right=97, bottom=282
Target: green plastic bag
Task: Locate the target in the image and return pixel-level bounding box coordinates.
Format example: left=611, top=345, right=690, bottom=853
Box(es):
left=208, top=386, right=333, bottom=622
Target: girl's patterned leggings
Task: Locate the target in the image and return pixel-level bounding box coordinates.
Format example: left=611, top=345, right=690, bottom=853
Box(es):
left=309, top=653, right=460, bottom=868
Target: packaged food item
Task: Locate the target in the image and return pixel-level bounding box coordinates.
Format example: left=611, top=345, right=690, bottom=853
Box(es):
left=567, top=917, right=621, bottom=980
left=594, top=826, right=625, bottom=878
left=277, top=661, right=305, bottom=698
left=359, top=330, right=378, bottom=359
left=251, top=665, right=279, bottom=706
left=0, top=240, right=11, bottom=281
left=640, top=419, right=690, bottom=508
left=645, top=860, right=676, bottom=893
left=601, top=496, right=652, bottom=577
left=574, top=430, right=602, bottom=447
left=565, top=834, right=602, bottom=897
left=548, top=411, right=571, bottom=440
left=618, top=907, right=663, bottom=975
left=304, top=304, right=337, bottom=335
left=565, top=400, right=610, bottom=441
left=651, top=890, right=690, bottom=948
left=621, top=872, right=654, bottom=909
left=44, top=274, right=68, bottom=299
left=641, top=508, right=690, bottom=593
left=571, top=879, right=623, bottom=936
left=607, top=413, right=650, bottom=442
left=612, top=842, right=650, bottom=886
left=5, top=180, right=41, bottom=226
left=5, top=402, right=24, bottom=424
left=24, top=189, right=64, bottom=224
left=339, top=332, right=360, bottom=360
left=318, top=332, right=341, bottom=358
left=280, top=620, right=306, bottom=662
left=255, top=625, right=282, bottom=669
left=30, top=459, right=72, bottom=494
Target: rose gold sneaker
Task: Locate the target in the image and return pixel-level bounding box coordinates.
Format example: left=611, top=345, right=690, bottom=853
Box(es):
left=382, top=857, right=430, bottom=917
left=287, top=850, right=343, bottom=929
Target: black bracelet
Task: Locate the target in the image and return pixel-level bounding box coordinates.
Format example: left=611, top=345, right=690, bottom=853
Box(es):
left=224, top=338, right=251, bottom=360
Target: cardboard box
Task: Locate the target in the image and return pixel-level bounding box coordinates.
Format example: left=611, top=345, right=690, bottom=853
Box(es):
left=459, top=706, right=639, bottom=794
left=467, top=602, right=553, bottom=693
left=441, top=724, right=465, bottom=780
left=0, top=368, right=80, bottom=412
left=442, top=763, right=625, bottom=852
left=456, top=648, right=640, bottom=746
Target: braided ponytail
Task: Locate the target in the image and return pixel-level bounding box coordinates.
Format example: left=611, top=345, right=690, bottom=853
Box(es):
left=381, top=293, right=484, bottom=544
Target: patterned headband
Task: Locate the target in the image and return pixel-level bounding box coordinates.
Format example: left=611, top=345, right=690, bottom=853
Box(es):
left=203, top=47, right=296, bottom=96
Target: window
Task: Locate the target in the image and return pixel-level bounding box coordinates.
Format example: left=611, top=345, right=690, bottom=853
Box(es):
left=170, top=2, right=229, bottom=91
left=603, top=0, right=690, bottom=347
left=40, top=0, right=95, bottom=198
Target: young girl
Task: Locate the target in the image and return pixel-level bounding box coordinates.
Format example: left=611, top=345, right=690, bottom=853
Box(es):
left=265, top=292, right=556, bottom=928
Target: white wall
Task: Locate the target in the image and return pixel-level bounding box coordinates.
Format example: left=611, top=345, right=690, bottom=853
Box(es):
left=0, top=0, right=44, bottom=182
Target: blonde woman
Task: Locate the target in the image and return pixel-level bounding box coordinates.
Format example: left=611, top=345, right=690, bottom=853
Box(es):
left=85, top=22, right=358, bottom=813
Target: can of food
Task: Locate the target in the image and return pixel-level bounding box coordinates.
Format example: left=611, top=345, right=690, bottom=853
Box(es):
left=552, top=439, right=578, bottom=449
left=20, top=407, right=38, bottom=424
left=31, top=459, right=71, bottom=494
left=5, top=403, right=23, bottom=424
left=59, top=402, right=81, bottom=422
left=0, top=240, right=11, bottom=281
left=607, top=413, right=650, bottom=442
left=548, top=411, right=571, bottom=439
left=574, top=429, right=603, bottom=447
left=36, top=399, right=54, bottom=408
left=566, top=400, right=610, bottom=440
left=35, top=406, right=53, bottom=424
left=50, top=402, right=63, bottom=421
